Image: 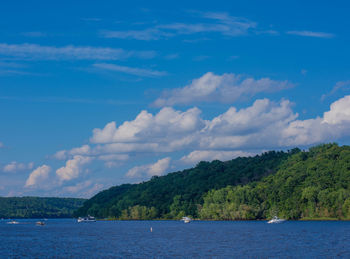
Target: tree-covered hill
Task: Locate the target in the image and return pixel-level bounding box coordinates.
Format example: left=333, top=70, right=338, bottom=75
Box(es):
left=200, top=143, right=350, bottom=220
left=0, top=197, right=85, bottom=218
left=75, top=150, right=295, bottom=219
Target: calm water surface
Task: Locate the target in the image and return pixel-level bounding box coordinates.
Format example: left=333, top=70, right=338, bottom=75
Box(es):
left=0, top=219, right=349, bottom=258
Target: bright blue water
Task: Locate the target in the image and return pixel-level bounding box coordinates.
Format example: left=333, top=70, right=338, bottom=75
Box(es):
left=1, top=219, right=349, bottom=258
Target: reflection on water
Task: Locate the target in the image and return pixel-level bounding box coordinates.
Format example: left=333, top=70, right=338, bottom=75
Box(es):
left=1, top=219, right=349, bottom=258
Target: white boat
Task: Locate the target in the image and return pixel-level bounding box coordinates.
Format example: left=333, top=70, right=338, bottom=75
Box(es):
left=267, top=216, right=285, bottom=224
left=181, top=216, right=192, bottom=223
left=7, top=220, right=19, bottom=224
left=77, top=215, right=96, bottom=223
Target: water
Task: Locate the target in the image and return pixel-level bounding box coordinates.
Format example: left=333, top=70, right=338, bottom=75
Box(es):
left=1, top=219, right=349, bottom=258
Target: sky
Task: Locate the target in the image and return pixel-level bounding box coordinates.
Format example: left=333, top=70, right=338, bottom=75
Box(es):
left=1, top=0, right=350, bottom=198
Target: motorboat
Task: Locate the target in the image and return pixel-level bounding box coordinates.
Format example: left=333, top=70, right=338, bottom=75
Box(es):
left=7, top=220, right=19, bottom=224
left=267, top=216, right=285, bottom=224
left=36, top=221, right=45, bottom=226
left=77, top=215, right=96, bottom=223
left=181, top=216, right=192, bottom=223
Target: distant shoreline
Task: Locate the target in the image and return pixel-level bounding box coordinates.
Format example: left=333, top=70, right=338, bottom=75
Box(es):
left=2, top=218, right=349, bottom=221
left=96, top=218, right=349, bottom=222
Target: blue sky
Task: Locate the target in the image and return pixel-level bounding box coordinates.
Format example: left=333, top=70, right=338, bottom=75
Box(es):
left=1, top=0, right=350, bottom=197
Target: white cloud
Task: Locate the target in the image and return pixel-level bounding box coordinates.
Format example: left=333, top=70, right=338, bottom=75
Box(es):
left=3, top=161, right=34, bottom=173
left=56, top=155, right=93, bottom=182
left=181, top=150, right=254, bottom=164
left=98, top=154, right=129, bottom=168
left=100, top=12, right=256, bottom=41
left=64, top=180, right=93, bottom=193
left=89, top=95, right=350, bottom=161
left=93, top=63, right=167, bottom=77
left=153, top=72, right=292, bottom=107
left=321, top=80, right=350, bottom=101
left=54, top=145, right=91, bottom=160
left=70, top=145, right=91, bottom=156
left=205, top=99, right=296, bottom=135
left=63, top=180, right=104, bottom=198
left=54, top=150, right=67, bottom=160
left=104, top=161, right=119, bottom=168
left=25, top=165, right=51, bottom=187
left=323, top=95, right=350, bottom=125
left=158, top=12, right=256, bottom=37
left=281, top=95, right=350, bottom=146
left=0, top=61, right=34, bottom=76
left=98, top=154, right=129, bottom=161
left=199, top=99, right=298, bottom=150
left=148, top=157, right=171, bottom=176
left=286, top=31, right=334, bottom=38
left=125, top=165, right=146, bottom=178
left=126, top=157, right=171, bottom=178
left=101, top=28, right=169, bottom=41
left=0, top=43, right=156, bottom=60
left=47, top=94, right=350, bottom=188
left=91, top=107, right=204, bottom=146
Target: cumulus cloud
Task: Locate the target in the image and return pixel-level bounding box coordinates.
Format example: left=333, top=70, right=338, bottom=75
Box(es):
left=98, top=154, right=129, bottom=168
left=91, top=107, right=204, bottom=147
left=63, top=180, right=104, bottom=198
left=323, top=95, right=350, bottom=125
left=281, top=95, right=350, bottom=146
left=3, top=161, right=34, bottom=173
left=0, top=43, right=156, bottom=60
left=70, top=145, right=91, bottom=156
left=181, top=150, right=254, bottom=164
left=153, top=72, right=292, bottom=107
left=54, top=145, right=91, bottom=160
left=199, top=99, right=298, bottom=150
left=148, top=157, right=172, bottom=176
left=89, top=95, right=350, bottom=160
left=54, top=150, right=67, bottom=160
left=49, top=95, right=350, bottom=186
left=126, top=157, right=171, bottom=178
left=25, top=165, right=51, bottom=187
left=56, top=155, right=93, bottom=182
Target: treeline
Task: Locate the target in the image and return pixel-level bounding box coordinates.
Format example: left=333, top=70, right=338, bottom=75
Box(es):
left=0, top=197, right=85, bottom=218
left=75, top=149, right=295, bottom=219
left=200, top=144, right=350, bottom=220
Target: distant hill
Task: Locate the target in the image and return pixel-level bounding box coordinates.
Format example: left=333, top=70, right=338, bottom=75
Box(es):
left=75, top=149, right=296, bottom=219
left=0, top=197, right=85, bottom=218
left=200, top=143, right=350, bottom=220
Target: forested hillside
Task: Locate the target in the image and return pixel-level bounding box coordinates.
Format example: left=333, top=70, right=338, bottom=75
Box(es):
left=0, top=197, right=85, bottom=218
left=200, top=143, right=350, bottom=220
left=75, top=150, right=295, bottom=219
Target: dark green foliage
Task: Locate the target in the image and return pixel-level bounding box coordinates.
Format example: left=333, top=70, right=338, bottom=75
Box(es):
left=75, top=150, right=292, bottom=219
left=200, top=143, right=350, bottom=220
left=0, top=197, right=85, bottom=218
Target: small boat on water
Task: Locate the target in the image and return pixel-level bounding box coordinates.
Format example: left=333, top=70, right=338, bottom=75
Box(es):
left=7, top=220, right=19, bottom=224
left=77, top=215, right=96, bottom=223
left=181, top=216, right=192, bottom=223
left=267, top=216, right=286, bottom=224
left=36, top=221, right=45, bottom=226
